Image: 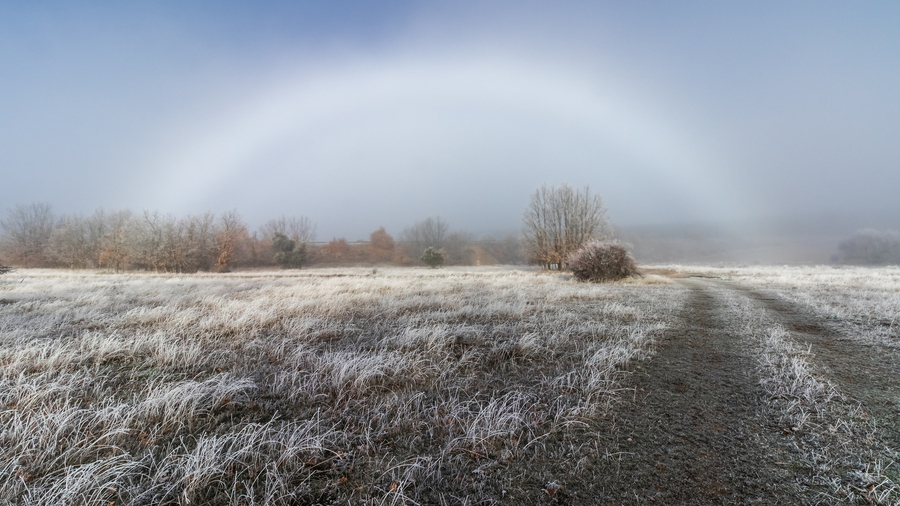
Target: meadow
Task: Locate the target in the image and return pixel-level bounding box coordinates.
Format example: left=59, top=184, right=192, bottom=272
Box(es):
left=1, top=265, right=898, bottom=504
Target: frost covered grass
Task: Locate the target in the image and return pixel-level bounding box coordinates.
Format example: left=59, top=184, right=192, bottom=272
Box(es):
left=710, top=274, right=900, bottom=504
left=680, top=264, right=900, bottom=347
left=0, top=267, right=684, bottom=505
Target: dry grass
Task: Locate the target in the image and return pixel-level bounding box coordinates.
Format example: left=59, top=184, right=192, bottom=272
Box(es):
left=679, top=265, right=900, bottom=347
left=0, top=266, right=685, bottom=505
left=682, top=266, right=900, bottom=504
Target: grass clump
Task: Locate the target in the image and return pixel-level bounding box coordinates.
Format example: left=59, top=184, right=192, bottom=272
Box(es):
left=569, top=241, right=638, bottom=282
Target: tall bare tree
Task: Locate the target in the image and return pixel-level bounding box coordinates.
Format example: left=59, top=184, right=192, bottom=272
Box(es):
left=214, top=210, right=247, bottom=272
left=49, top=214, right=91, bottom=268
left=261, top=215, right=316, bottom=245
left=98, top=210, right=133, bottom=273
left=0, top=203, right=56, bottom=267
left=399, top=216, right=450, bottom=265
left=400, top=216, right=449, bottom=248
left=522, top=184, right=611, bottom=269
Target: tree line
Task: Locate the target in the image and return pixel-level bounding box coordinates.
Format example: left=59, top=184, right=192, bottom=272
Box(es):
left=0, top=184, right=616, bottom=273
left=0, top=204, right=524, bottom=272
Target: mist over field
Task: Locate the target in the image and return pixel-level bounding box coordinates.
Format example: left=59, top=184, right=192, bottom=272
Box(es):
left=2, top=2, right=899, bottom=262
left=5, top=6, right=900, bottom=502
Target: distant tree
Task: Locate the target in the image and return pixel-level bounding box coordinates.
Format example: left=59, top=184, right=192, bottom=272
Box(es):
left=316, top=238, right=352, bottom=264
left=214, top=210, right=247, bottom=272
left=400, top=216, right=448, bottom=247
left=262, top=215, right=316, bottom=245
left=421, top=247, right=444, bottom=268
left=837, top=229, right=900, bottom=265
left=0, top=203, right=56, bottom=266
left=523, top=184, right=611, bottom=270
left=0, top=260, right=11, bottom=275
left=479, top=234, right=524, bottom=265
left=177, top=213, right=215, bottom=272
left=442, top=231, right=475, bottom=265
left=368, top=227, right=395, bottom=263
left=400, top=216, right=449, bottom=264
left=49, top=214, right=91, bottom=268
left=97, top=210, right=133, bottom=273
left=272, top=232, right=307, bottom=269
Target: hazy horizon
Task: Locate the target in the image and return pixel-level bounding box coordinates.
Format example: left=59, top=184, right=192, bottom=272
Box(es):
left=2, top=2, right=899, bottom=244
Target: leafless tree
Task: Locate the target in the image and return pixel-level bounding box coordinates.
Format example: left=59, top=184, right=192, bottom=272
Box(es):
left=98, top=210, right=133, bottom=273
left=522, top=184, right=611, bottom=269
left=261, top=215, right=316, bottom=245
left=0, top=203, right=56, bottom=266
left=47, top=209, right=114, bottom=268
left=400, top=216, right=449, bottom=247
left=49, top=214, right=90, bottom=268
left=399, top=216, right=450, bottom=263
left=443, top=231, right=475, bottom=265
left=477, top=233, right=524, bottom=265
left=214, top=210, right=248, bottom=272
left=837, top=229, right=900, bottom=265
left=182, top=213, right=216, bottom=272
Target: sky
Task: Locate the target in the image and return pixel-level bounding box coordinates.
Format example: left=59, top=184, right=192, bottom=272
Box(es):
left=2, top=1, right=899, bottom=241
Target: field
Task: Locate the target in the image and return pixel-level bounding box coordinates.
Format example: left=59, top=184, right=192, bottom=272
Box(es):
left=0, top=265, right=898, bottom=504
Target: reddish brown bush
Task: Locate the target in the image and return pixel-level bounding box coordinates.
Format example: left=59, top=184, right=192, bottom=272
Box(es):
left=568, top=241, right=639, bottom=282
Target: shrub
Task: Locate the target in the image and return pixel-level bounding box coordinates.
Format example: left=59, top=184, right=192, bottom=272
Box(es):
left=421, top=247, right=444, bottom=268
left=568, top=241, right=638, bottom=282
left=272, top=232, right=307, bottom=269
left=0, top=260, right=11, bottom=275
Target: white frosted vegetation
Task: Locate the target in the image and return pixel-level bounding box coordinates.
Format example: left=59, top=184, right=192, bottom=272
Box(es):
left=678, top=265, right=900, bottom=347
left=0, top=267, right=684, bottom=504
left=710, top=276, right=900, bottom=503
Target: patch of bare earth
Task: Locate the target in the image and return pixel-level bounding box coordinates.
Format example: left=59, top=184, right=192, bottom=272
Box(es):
left=589, top=280, right=802, bottom=504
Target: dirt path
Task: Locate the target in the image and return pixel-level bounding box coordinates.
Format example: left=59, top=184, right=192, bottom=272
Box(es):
left=590, top=280, right=800, bottom=504
left=735, top=284, right=900, bottom=449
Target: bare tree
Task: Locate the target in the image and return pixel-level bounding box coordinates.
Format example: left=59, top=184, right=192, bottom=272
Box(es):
left=48, top=209, right=117, bottom=268
left=443, top=231, right=475, bottom=265
left=837, top=229, right=900, bottom=265
left=261, top=215, right=316, bottom=245
left=0, top=203, right=56, bottom=266
left=399, top=216, right=450, bottom=263
left=182, top=213, right=216, bottom=272
left=98, top=210, right=133, bottom=273
left=49, top=214, right=91, bottom=268
left=400, top=216, right=449, bottom=247
left=522, top=184, right=611, bottom=269
left=214, top=210, right=248, bottom=272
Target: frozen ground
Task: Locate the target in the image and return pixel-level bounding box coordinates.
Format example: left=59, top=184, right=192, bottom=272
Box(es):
left=0, top=265, right=897, bottom=504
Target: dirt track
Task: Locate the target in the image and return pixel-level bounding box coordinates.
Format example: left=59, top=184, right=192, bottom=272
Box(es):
left=738, top=285, right=900, bottom=455
left=590, top=280, right=803, bottom=504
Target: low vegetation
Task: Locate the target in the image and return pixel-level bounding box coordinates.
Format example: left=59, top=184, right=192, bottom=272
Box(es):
left=4, top=263, right=899, bottom=503
left=0, top=267, right=681, bottom=504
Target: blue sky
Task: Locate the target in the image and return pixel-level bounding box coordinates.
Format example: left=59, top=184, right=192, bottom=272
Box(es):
left=2, top=1, right=899, bottom=239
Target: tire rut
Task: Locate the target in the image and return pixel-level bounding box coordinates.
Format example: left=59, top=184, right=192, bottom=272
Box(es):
left=733, top=283, right=900, bottom=448
left=592, top=280, right=798, bottom=504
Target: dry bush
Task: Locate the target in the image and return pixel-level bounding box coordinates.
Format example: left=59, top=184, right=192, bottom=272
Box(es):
left=568, top=240, right=639, bottom=282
